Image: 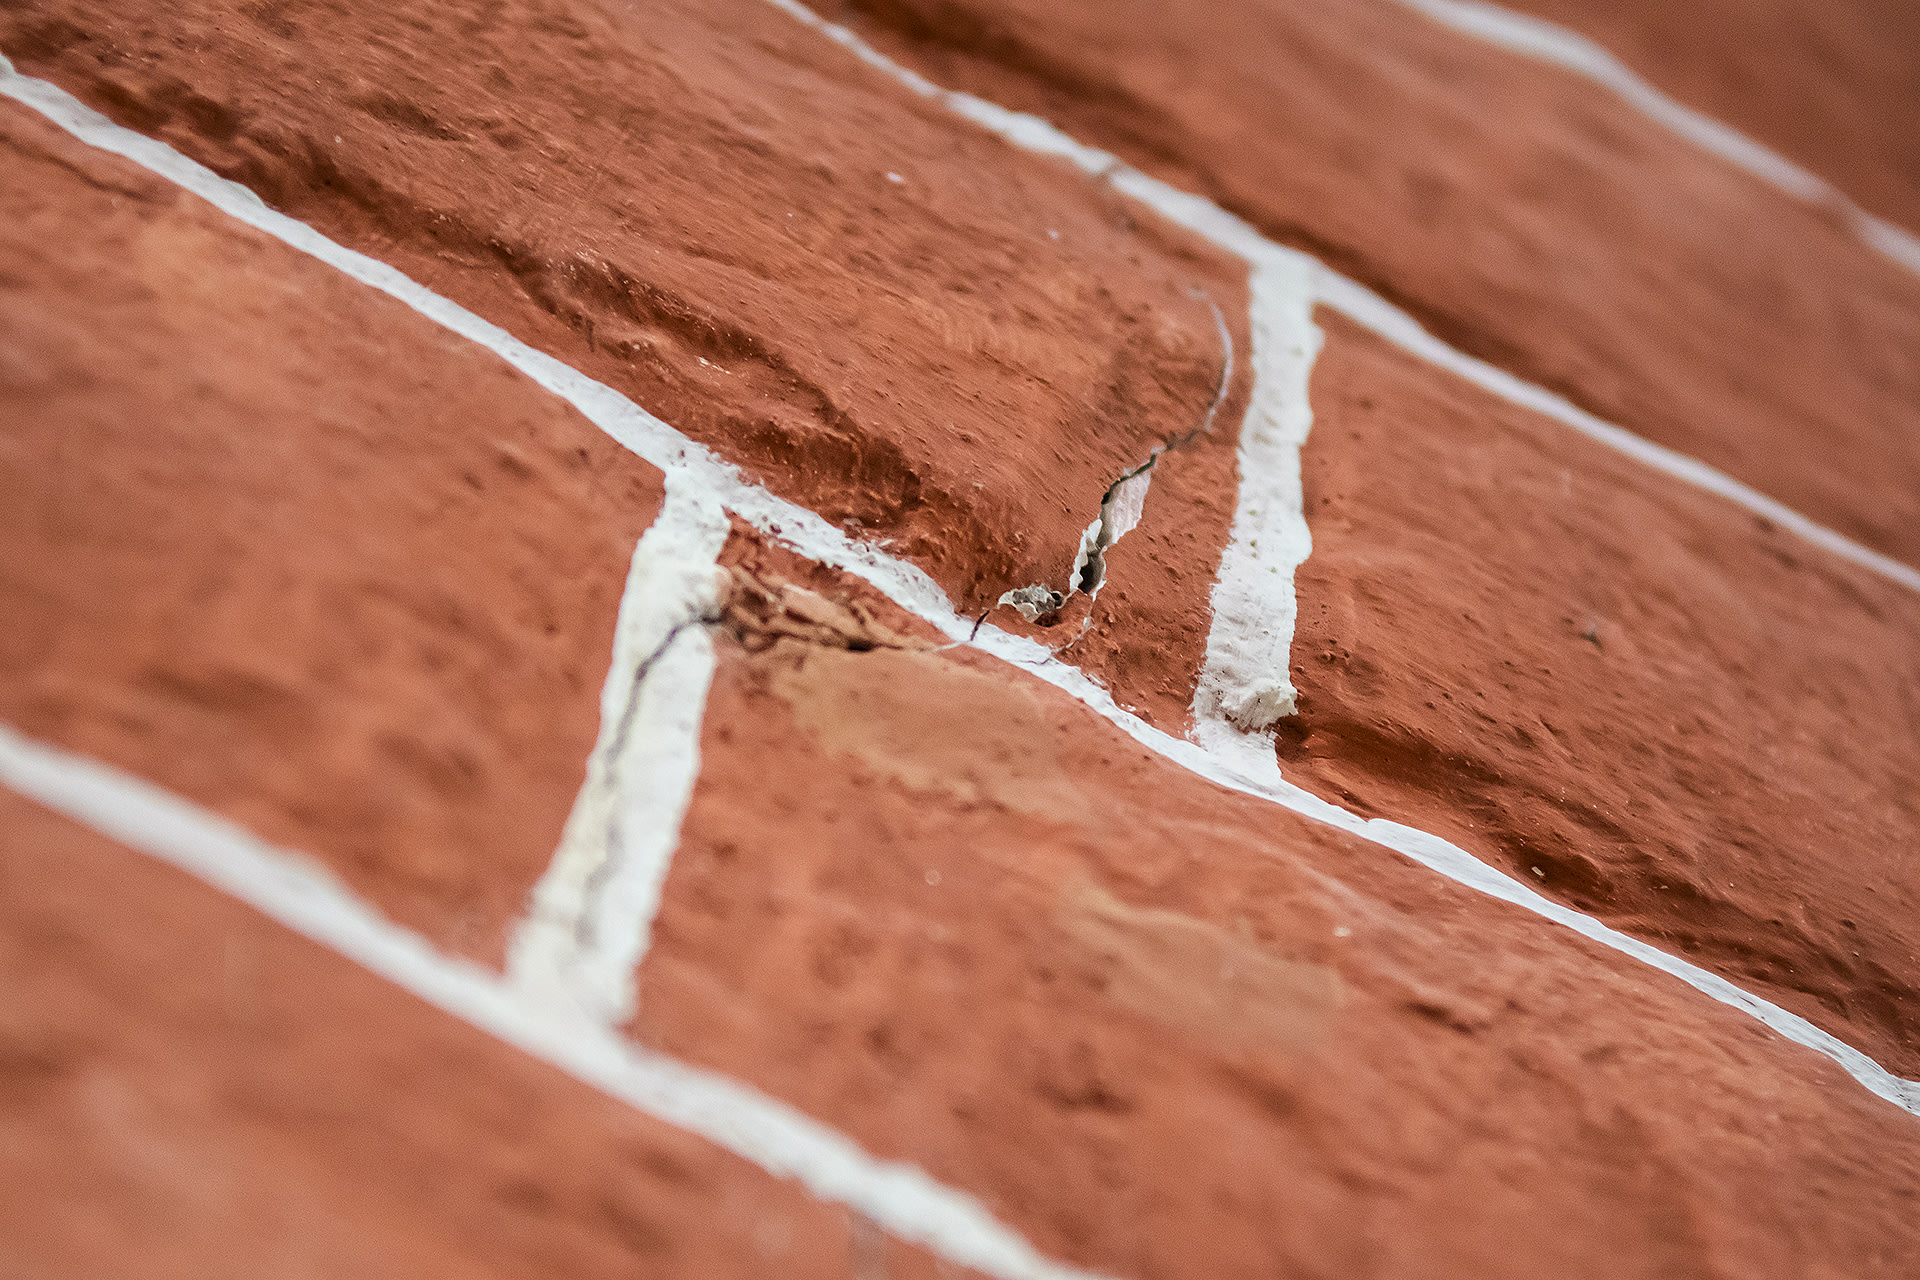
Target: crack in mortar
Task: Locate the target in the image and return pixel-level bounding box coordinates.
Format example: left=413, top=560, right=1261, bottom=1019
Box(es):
left=509, top=487, right=730, bottom=1026
left=740, top=11, right=1920, bottom=1113
left=761, top=0, right=1920, bottom=591
left=569, top=563, right=943, bottom=976
left=571, top=611, right=717, bottom=955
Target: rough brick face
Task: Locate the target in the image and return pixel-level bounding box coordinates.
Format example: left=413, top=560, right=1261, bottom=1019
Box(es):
left=2, top=0, right=1917, bottom=1275
left=1497, top=0, right=1920, bottom=234
left=638, top=594, right=1920, bottom=1279
left=0, top=0, right=1251, bottom=620
left=0, top=786, right=973, bottom=1279
left=0, top=99, right=663, bottom=963
left=813, top=0, right=1920, bottom=570
left=1289, top=308, right=1920, bottom=1076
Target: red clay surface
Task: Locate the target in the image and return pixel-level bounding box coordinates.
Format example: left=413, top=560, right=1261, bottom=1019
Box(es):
left=0, top=785, right=969, bottom=1280
left=632, top=565, right=1920, bottom=1280
left=816, top=0, right=1920, bottom=573
left=1501, top=0, right=1920, bottom=236
left=981, top=351, right=1250, bottom=732
left=0, top=0, right=1250, bottom=616
left=1284, top=310, right=1920, bottom=1077
left=8, top=0, right=1920, bottom=1272
left=0, top=100, right=663, bottom=964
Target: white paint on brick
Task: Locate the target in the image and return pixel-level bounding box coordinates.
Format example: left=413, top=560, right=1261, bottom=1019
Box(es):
left=1383, top=0, right=1920, bottom=276
left=507, top=477, right=730, bottom=1025
left=1192, top=255, right=1322, bottom=730
left=5, top=47, right=1916, bottom=1152
left=0, top=723, right=1117, bottom=1280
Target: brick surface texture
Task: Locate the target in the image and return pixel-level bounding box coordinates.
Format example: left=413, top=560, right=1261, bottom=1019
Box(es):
left=2, top=1, right=1917, bottom=1277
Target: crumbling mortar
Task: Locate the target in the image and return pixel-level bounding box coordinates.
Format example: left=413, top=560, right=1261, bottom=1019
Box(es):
left=570, top=563, right=963, bottom=956
left=571, top=610, right=717, bottom=954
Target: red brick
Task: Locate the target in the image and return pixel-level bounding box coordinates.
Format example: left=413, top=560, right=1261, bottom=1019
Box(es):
left=1286, top=308, right=1920, bottom=1075
left=0, top=783, right=971, bottom=1280
left=817, top=0, right=1920, bottom=571
left=634, top=592, right=1920, bottom=1280
left=1500, top=0, right=1920, bottom=235
left=0, top=101, right=662, bottom=962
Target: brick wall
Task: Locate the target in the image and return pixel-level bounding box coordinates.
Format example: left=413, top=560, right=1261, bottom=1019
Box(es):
left=3, top=1, right=1917, bottom=1276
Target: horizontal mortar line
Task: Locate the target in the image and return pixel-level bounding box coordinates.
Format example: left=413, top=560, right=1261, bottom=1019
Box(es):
left=733, top=13, right=1920, bottom=1121
left=0, top=723, right=1114, bottom=1280
left=1307, top=271, right=1920, bottom=595
left=764, top=2, right=1920, bottom=1110
left=6, top=59, right=1916, bottom=1119
left=763, top=0, right=1920, bottom=598
left=1001, top=656, right=1920, bottom=1122
left=0, top=58, right=962, bottom=623
left=1385, top=0, right=1920, bottom=276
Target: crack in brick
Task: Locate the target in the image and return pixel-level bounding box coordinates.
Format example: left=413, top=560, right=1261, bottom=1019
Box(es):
left=999, top=292, right=1234, bottom=628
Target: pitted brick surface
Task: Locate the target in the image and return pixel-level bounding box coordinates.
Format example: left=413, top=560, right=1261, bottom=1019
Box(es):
left=0, top=100, right=662, bottom=963
left=0, top=0, right=1250, bottom=622
left=812, top=0, right=1920, bottom=571
left=0, top=785, right=973, bottom=1280
left=1286, top=309, right=1920, bottom=1076
left=638, top=613, right=1920, bottom=1279
left=3, top=0, right=1918, bottom=1273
